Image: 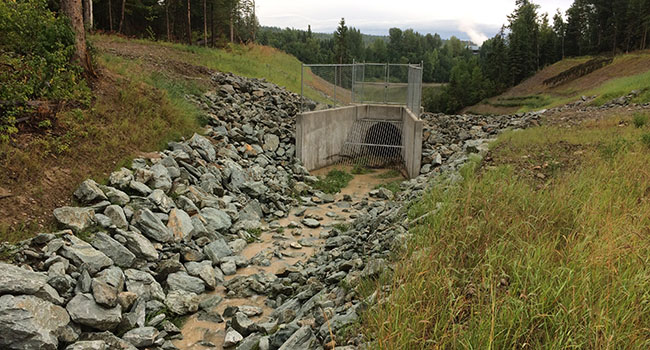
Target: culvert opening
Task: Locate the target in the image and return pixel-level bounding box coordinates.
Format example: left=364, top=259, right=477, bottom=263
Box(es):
left=338, top=119, right=404, bottom=169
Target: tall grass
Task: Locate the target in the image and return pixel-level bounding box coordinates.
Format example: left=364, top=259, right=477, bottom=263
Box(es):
left=362, top=116, right=650, bottom=349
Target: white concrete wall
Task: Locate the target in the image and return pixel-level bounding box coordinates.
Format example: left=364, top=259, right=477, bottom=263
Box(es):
left=296, top=104, right=422, bottom=178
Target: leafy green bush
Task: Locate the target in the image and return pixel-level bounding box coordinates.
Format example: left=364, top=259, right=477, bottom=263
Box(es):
left=0, top=0, right=90, bottom=141
left=633, top=112, right=648, bottom=128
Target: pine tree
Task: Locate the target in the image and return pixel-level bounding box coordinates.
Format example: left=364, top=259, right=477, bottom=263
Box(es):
left=334, top=18, right=348, bottom=64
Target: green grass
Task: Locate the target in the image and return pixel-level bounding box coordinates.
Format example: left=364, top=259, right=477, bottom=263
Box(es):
left=633, top=112, right=649, bottom=128
left=374, top=180, right=401, bottom=194
left=488, top=95, right=554, bottom=110
left=641, top=133, right=650, bottom=148
left=376, top=169, right=402, bottom=179
left=93, top=35, right=332, bottom=104
left=362, top=114, right=650, bottom=349
left=332, top=223, right=351, bottom=232
left=313, top=170, right=353, bottom=194
left=351, top=164, right=375, bottom=175
left=589, top=70, right=650, bottom=106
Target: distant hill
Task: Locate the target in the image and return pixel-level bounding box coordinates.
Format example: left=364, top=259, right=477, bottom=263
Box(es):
left=260, top=26, right=388, bottom=45
left=466, top=50, right=650, bottom=115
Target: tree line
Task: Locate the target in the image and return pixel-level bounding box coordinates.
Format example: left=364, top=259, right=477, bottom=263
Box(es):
left=51, top=0, right=259, bottom=46
left=257, top=21, right=473, bottom=84
left=430, top=0, right=650, bottom=113
left=258, top=0, right=650, bottom=113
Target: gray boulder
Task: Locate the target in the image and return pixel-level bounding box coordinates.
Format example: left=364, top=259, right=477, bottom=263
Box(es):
left=263, top=133, right=280, bottom=152
left=109, top=168, right=134, bottom=189
left=124, top=269, right=165, bottom=301
left=65, top=340, right=107, bottom=350
left=0, top=262, right=48, bottom=295
left=185, top=261, right=217, bottom=290
left=148, top=189, right=175, bottom=213
left=74, top=180, right=108, bottom=204
left=53, top=207, right=95, bottom=233
left=66, top=294, right=122, bottom=331
left=167, top=208, right=193, bottom=242
left=164, top=290, right=199, bottom=315
left=301, top=218, right=320, bottom=228
left=188, top=133, right=216, bottom=162
left=78, top=332, right=137, bottom=350
left=119, top=230, right=159, bottom=261
left=132, top=209, right=173, bottom=243
left=203, top=238, right=233, bottom=264
left=0, top=294, right=70, bottom=350
left=104, top=205, right=128, bottom=229
left=122, top=327, right=158, bottom=348
left=59, top=235, right=113, bottom=274
left=232, top=312, right=256, bottom=337
left=166, top=271, right=206, bottom=294
left=149, top=164, right=172, bottom=192
left=99, top=185, right=130, bottom=206
left=91, top=232, right=135, bottom=268
left=223, top=328, right=243, bottom=347
left=278, top=325, right=317, bottom=350
left=200, top=207, right=232, bottom=233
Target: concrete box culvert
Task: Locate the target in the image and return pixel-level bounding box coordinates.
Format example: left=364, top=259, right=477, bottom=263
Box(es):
left=296, top=104, right=422, bottom=178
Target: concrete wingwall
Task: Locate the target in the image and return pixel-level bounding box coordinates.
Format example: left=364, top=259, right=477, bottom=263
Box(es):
left=296, top=104, right=423, bottom=178
left=401, top=107, right=423, bottom=179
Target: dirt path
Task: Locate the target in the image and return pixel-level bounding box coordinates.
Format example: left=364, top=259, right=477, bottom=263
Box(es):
left=173, top=167, right=402, bottom=350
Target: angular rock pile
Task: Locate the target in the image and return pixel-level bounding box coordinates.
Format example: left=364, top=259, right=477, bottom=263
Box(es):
left=0, top=70, right=541, bottom=350
left=419, top=112, right=541, bottom=175
left=0, top=72, right=317, bottom=350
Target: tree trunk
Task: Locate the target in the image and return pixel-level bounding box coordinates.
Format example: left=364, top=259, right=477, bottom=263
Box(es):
left=108, top=0, right=113, bottom=31
left=60, top=0, right=92, bottom=73
left=82, top=0, right=93, bottom=30
left=251, top=0, right=255, bottom=42
left=186, top=0, right=191, bottom=45
left=229, top=5, right=234, bottom=43
left=202, top=0, right=207, bottom=47
left=118, top=0, right=125, bottom=33
left=210, top=1, right=214, bottom=47
left=166, top=0, right=171, bottom=41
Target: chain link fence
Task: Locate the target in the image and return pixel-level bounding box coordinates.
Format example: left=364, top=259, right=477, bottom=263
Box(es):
left=301, top=62, right=423, bottom=115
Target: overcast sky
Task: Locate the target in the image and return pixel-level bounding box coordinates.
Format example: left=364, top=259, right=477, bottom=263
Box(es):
left=256, top=0, right=574, bottom=44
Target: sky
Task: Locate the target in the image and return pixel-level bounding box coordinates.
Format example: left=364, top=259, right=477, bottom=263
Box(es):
left=256, top=0, right=574, bottom=45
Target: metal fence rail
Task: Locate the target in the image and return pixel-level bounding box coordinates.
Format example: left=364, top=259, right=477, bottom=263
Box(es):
left=300, top=62, right=423, bottom=116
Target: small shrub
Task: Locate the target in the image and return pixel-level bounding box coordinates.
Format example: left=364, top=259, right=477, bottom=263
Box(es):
left=641, top=133, right=650, bottom=149
left=633, top=113, right=649, bottom=128
left=312, top=170, right=353, bottom=194
left=0, top=0, right=90, bottom=141
left=332, top=223, right=350, bottom=232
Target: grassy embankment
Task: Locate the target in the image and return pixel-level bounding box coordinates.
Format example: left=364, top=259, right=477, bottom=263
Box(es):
left=467, top=51, right=650, bottom=114
left=360, top=110, right=650, bottom=348
left=0, top=34, right=330, bottom=242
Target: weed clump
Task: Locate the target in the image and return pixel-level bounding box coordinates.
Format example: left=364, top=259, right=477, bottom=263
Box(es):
left=633, top=112, right=649, bottom=128
left=641, top=133, right=650, bottom=148
left=313, top=170, right=353, bottom=194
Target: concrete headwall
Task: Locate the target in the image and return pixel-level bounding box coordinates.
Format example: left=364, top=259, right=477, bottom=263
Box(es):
left=296, top=104, right=423, bottom=178
left=401, top=107, right=423, bottom=179
left=296, top=105, right=358, bottom=171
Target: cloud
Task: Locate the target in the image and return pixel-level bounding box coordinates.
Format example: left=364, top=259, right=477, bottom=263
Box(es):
left=458, top=20, right=489, bottom=45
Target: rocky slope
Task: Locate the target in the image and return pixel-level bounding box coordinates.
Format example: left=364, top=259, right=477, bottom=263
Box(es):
left=0, top=71, right=541, bottom=350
